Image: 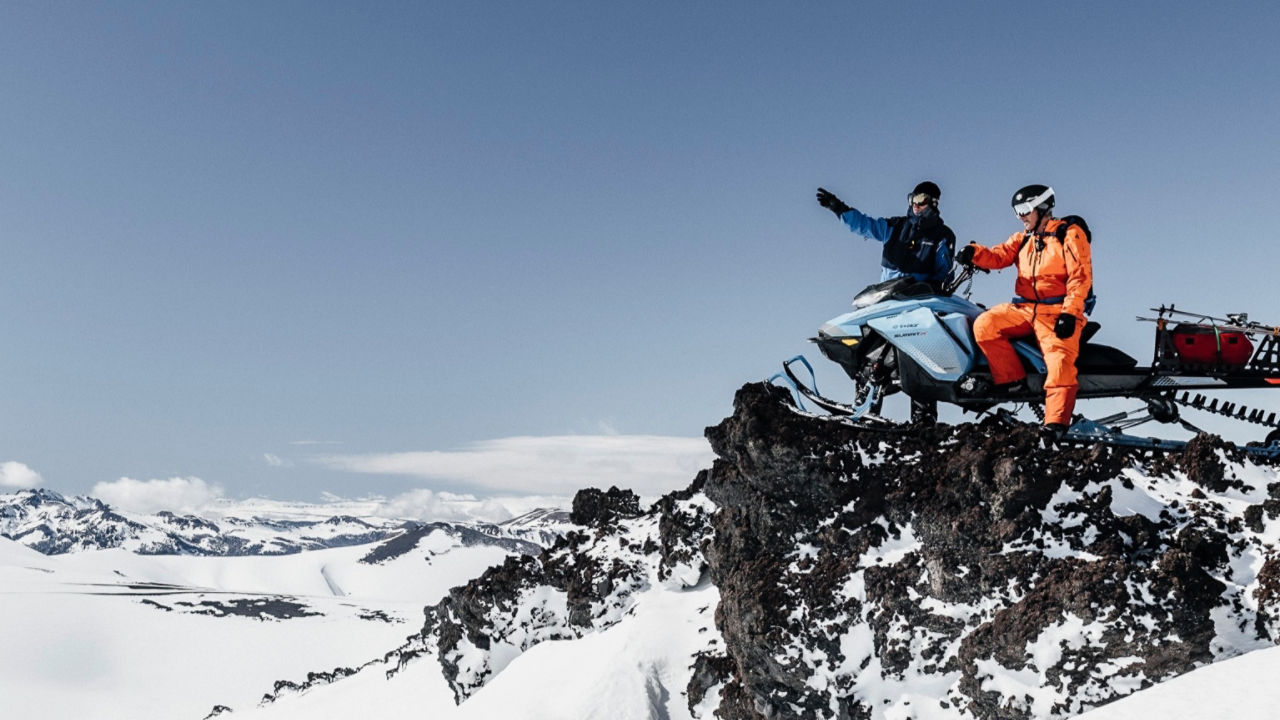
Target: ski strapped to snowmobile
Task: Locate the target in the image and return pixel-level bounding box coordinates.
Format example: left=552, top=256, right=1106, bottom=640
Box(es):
left=771, top=269, right=1280, bottom=458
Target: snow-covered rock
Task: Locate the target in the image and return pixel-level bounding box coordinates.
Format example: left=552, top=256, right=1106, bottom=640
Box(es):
left=286, top=383, right=1280, bottom=720
left=695, top=384, right=1280, bottom=719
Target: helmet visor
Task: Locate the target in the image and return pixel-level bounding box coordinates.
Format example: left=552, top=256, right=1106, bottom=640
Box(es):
left=1013, top=186, right=1054, bottom=216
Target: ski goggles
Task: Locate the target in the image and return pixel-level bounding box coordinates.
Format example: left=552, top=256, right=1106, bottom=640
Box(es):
left=908, top=192, right=935, bottom=206
left=1013, top=187, right=1054, bottom=216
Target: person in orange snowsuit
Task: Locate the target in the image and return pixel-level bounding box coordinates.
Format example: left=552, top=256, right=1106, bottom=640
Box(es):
left=955, top=185, right=1093, bottom=432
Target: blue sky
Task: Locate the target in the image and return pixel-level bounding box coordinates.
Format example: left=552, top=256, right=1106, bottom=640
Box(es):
left=3, top=2, right=1279, bottom=514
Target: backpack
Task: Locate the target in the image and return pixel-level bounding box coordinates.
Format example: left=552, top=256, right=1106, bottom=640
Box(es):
left=1019, top=214, right=1097, bottom=314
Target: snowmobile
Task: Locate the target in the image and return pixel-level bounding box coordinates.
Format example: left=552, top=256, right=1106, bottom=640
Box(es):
left=773, top=266, right=1280, bottom=458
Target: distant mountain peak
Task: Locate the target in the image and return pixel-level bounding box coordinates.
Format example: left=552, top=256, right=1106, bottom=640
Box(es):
left=0, top=491, right=569, bottom=559
left=500, top=507, right=572, bottom=527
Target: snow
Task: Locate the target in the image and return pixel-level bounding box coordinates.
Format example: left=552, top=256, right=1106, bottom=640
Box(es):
left=6, top=449, right=1280, bottom=720
left=976, top=613, right=1138, bottom=718
left=0, top=588, right=399, bottom=719
left=1107, top=472, right=1171, bottom=521
left=864, top=520, right=920, bottom=566
left=0, top=534, right=513, bottom=720
left=453, top=580, right=720, bottom=720
left=1, top=581, right=389, bottom=715
left=1073, top=643, right=1280, bottom=720
left=259, top=593, right=1280, bottom=713
left=847, top=651, right=963, bottom=720
left=229, top=578, right=722, bottom=720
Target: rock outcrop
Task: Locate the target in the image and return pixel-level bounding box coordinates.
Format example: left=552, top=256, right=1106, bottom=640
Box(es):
left=396, top=482, right=716, bottom=702
left=263, top=382, right=1280, bottom=719
left=696, top=383, right=1279, bottom=719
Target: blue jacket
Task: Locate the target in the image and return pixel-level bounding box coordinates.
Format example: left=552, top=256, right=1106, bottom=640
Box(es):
left=839, top=206, right=956, bottom=284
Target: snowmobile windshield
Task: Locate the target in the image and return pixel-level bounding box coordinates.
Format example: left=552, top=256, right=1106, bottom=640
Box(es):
left=852, top=277, right=916, bottom=308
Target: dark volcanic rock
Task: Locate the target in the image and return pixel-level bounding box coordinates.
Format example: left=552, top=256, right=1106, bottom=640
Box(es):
left=570, top=485, right=644, bottom=527
left=698, top=383, right=1279, bottom=720
left=377, top=482, right=719, bottom=706
left=174, top=597, right=321, bottom=620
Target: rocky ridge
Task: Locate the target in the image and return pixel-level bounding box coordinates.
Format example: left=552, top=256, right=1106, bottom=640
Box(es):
left=695, top=384, right=1280, bottom=718
left=258, top=481, right=719, bottom=707
left=251, top=382, right=1280, bottom=719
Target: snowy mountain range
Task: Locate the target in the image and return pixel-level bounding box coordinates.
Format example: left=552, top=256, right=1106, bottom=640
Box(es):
left=5, top=383, right=1280, bottom=719
left=0, top=487, right=566, bottom=556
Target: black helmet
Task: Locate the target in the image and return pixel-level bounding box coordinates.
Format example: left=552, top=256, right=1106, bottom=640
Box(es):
left=909, top=181, right=941, bottom=206
left=1011, top=184, right=1054, bottom=216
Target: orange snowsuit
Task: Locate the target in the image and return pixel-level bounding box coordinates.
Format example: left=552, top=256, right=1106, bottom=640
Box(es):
left=969, top=217, right=1093, bottom=425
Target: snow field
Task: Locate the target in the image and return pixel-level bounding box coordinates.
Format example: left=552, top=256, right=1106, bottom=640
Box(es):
left=0, top=530, right=515, bottom=720
left=231, top=577, right=723, bottom=720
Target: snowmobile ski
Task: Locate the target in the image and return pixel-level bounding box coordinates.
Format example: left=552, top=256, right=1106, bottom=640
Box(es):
left=771, top=356, right=899, bottom=429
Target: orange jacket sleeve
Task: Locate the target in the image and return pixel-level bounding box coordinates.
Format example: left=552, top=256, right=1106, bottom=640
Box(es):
left=970, top=232, right=1025, bottom=270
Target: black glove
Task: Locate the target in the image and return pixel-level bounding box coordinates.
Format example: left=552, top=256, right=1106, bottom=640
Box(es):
left=816, top=187, right=851, bottom=217
left=956, top=244, right=976, bottom=266
left=1054, top=313, right=1077, bottom=339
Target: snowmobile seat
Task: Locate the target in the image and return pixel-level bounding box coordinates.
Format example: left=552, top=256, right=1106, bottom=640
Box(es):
left=1005, top=320, right=1134, bottom=370
left=1077, top=321, right=1138, bottom=368
left=1077, top=342, right=1138, bottom=369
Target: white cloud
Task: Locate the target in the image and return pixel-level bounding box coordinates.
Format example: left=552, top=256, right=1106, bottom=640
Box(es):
left=373, top=488, right=571, bottom=524
left=92, top=476, right=225, bottom=515
left=316, top=434, right=713, bottom=499
left=264, top=453, right=293, bottom=468
left=375, top=488, right=472, bottom=523
left=197, top=491, right=558, bottom=525
left=0, top=461, right=43, bottom=489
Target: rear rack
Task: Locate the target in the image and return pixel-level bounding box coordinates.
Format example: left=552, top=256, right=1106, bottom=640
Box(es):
left=1137, top=305, right=1280, bottom=374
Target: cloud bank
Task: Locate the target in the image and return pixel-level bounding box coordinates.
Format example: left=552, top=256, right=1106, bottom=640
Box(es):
left=316, top=434, right=714, bottom=499
left=371, top=488, right=564, bottom=524
left=92, top=476, right=226, bottom=515
left=202, top=490, right=566, bottom=525
left=0, top=461, right=43, bottom=489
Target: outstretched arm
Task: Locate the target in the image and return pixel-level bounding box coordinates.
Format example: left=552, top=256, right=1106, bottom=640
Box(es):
left=971, top=232, right=1024, bottom=270
left=816, top=187, right=891, bottom=242
left=840, top=207, right=892, bottom=243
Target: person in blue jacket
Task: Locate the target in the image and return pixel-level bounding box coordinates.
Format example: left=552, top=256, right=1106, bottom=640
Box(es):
left=816, top=181, right=957, bottom=288
left=815, top=181, right=957, bottom=426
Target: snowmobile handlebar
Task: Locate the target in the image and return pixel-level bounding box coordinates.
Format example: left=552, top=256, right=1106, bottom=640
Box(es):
left=942, top=264, right=985, bottom=296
